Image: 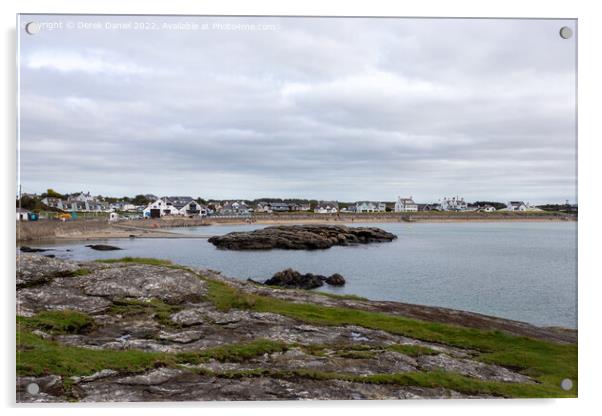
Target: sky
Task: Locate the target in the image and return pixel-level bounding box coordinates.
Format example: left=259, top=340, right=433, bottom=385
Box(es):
left=18, top=16, right=577, bottom=204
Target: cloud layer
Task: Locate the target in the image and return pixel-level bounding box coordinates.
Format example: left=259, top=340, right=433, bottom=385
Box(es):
left=18, top=16, right=576, bottom=203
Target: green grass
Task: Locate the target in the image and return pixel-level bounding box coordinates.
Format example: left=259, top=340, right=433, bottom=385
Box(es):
left=315, top=291, right=369, bottom=301
left=17, top=329, right=166, bottom=377
left=95, top=257, right=174, bottom=266
left=175, top=339, right=288, bottom=364
left=18, top=310, right=95, bottom=334
left=16, top=328, right=285, bottom=377
left=386, top=344, right=441, bottom=357
left=200, top=274, right=577, bottom=397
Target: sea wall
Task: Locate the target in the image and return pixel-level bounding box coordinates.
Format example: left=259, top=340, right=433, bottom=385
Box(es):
left=17, top=219, right=111, bottom=241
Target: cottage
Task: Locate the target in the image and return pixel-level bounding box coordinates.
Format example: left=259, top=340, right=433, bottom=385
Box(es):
left=41, top=197, right=65, bottom=211
left=394, top=196, right=418, bottom=212
left=290, top=203, right=311, bottom=212
left=16, top=208, right=31, bottom=221
left=440, top=196, right=468, bottom=211
left=169, top=197, right=207, bottom=217
left=255, top=202, right=272, bottom=213
left=355, top=201, right=386, bottom=213
left=314, top=201, right=339, bottom=214
left=506, top=201, right=527, bottom=211
left=270, top=202, right=290, bottom=212
left=219, top=201, right=250, bottom=215
left=70, top=191, right=95, bottom=203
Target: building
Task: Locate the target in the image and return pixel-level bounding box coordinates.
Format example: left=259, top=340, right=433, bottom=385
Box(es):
left=70, top=191, right=95, bottom=203
left=143, top=197, right=206, bottom=218
left=440, top=196, right=468, bottom=211
left=314, top=201, right=339, bottom=214
left=269, top=202, right=290, bottom=212
left=354, top=201, right=386, bottom=213
left=290, top=203, right=311, bottom=212
left=41, top=197, right=65, bottom=210
left=479, top=205, right=497, bottom=212
left=255, top=202, right=272, bottom=213
left=16, top=208, right=31, bottom=221
left=394, top=196, right=418, bottom=212
left=219, top=201, right=250, bottom=215
left=506, top=201, right=527, bottom=211
left=143, top=198, right=179, bottom=218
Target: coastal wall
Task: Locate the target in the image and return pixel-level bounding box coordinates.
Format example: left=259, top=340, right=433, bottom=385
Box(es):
left=16, top=211, right=576, bottom=242
left=17, top=218, right=111, bottom=241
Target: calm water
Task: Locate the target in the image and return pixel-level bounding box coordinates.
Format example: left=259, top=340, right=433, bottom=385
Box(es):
left=25, top=222, right=577, bottom=328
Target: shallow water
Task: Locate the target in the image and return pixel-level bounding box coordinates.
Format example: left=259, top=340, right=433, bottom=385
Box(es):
left=23, top=222, right=577, bottom=328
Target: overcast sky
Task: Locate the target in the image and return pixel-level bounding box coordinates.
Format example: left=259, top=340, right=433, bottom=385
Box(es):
left=18, top=16, right=576, bottom=204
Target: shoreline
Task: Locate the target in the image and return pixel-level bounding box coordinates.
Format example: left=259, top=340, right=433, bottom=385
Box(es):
left=17, top=214, right=577, bottom=242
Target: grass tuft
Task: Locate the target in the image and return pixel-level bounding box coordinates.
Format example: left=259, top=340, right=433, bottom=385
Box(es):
left=18, top=310, right=95, bottom=334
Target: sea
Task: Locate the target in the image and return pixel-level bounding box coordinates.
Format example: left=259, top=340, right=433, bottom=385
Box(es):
left=21, top=221, right=577, bottom=329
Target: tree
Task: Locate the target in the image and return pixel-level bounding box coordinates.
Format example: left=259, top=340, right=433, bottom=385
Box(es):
left=43, top=188, right=63, bottom=198
left=132, top=194, right=150, bottom=206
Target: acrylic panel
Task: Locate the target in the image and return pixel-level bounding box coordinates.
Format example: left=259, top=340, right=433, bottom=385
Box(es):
left=16, top=15, right=577, bottom=402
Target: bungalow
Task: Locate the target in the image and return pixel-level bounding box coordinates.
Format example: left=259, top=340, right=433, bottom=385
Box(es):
left=290, top=203, right=311, bottom=212
left=270, top=202, right=290, bottom=212
left=16, top=208, right=31, bottom=221
left=168, top=196, right=207, bottom=216
left=506, top=201, right=527, bottom=211
left=394, top=196, right=418, bottom=212
left=355, top=201, right=386, bottom=213
left=70, top=191, right=95, bottom=203
left=255, top=202, right=272, bottom=213
left=440, top=196, right=468, bottom=211
left=41, top=197, right=65, bottom=210
left=314, top=201, right=339, bottom=214
left=219, top=201, right=250, bottom=215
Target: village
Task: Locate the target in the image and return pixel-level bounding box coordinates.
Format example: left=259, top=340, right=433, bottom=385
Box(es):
left=15, top=190, right=575, bottom=222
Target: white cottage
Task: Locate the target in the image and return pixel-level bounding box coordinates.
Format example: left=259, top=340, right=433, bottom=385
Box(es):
left=394, top=196, right=418, bottom=212
left=355, top=201, right=386, bottom=213
left=314, top=201, right=339, bottom=214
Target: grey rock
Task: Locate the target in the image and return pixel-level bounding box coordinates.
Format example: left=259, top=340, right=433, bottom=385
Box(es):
left=81, top=265, right=206, bottom=304
left=208, top=224, right=397, bottom=250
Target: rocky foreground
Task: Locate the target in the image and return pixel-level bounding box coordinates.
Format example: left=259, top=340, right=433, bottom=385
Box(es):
left=208, top=225, right=397, bottom=250
left=16, top=255, right=577, bottom=402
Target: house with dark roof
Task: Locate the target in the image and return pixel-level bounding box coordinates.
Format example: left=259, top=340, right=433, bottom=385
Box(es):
left=354, top=201, right=386, bottom=213
left=314, top=201, right=339, bottom=214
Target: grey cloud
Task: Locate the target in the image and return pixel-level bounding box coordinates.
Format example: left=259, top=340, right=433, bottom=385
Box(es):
left=18, top=16, right=576, bottom=203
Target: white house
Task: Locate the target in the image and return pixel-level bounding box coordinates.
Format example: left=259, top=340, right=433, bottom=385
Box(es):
left=16, top=208, right=30, bottom=221
left=219, top=201, right=250, bottom=215
left=355, top=201, right=386, bottom=213
left=394, top=196, right=418, bottom=212
left=314, top=201, right=339, bottom=214
left=255, top=202, right=273, bottom=213
left=177, top=200, right=207, bottom=217
left=440, top=196, right=468, bottom=211
left=506, top=201, right=527, bottom=211
left=143, top=198, right=179, bottom=218
left=70, top=192, right=95, bottom=203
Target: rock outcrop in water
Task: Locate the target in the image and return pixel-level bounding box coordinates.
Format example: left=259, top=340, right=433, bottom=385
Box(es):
left=208, top=225, right=397, bottom=250
left=16, top=254, right=576, bottom=403
left=263, top=268, right=346, bottom=289
left=85, top=245, right=122, bottom=251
